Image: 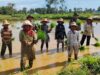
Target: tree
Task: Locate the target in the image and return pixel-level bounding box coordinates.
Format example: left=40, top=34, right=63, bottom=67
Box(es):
left=7, top=3, right=15, bottom=15
left=28, top=8, right=35, bottom=14
left=45, top=0, right=66, bottom=14
left=97, top=6, right=100, bottom=11
left=22, top=7, right=27, bottom=14
left=69, top=9, right=72, bottom=13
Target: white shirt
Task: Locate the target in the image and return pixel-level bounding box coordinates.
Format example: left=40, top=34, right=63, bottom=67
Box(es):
left=67, top=30, right=79, bottom=46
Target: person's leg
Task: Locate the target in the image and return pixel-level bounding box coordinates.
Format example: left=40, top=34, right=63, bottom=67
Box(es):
left=7, top=42, right=12, bottom=56
left=46, top=41, right=49, bottom=52
left=41, top=40, right=44, bottom=53
left=86, top=36, right=91, bottom=46
left=57, top=40, right=60, bottom=52
left=80, top=35, right=86, bottom=45
left=20, top=57, right=26, bottom=71
left=68, top=46, right=73, bottom=62
left=29, top=58, right=33, bottom=68
left=1, top=42, right=6, bottom=57
left=73, top=45, right=79, bottom=60
left=62, top=40, right=64, bottom=52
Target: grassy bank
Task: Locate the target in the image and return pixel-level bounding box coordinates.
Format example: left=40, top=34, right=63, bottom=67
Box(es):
left=0, top=13, right=99, bottom=21
left=58, top=56, right=100, bottom=75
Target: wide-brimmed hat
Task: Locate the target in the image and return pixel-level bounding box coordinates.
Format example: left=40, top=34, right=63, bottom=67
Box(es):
left=26, top=15, right=34, bottom=19
left=57, top=18, right=64, bottom=23
left=87, top=17, right=93, bottom=20
left=22, top=20, right=33, bottom=26
left=3, top=20, right=10, bottom=26
left=70, top=22, right=78, bottom=28
left=41, top=18, right=49, bottom=23
left=73, top=12, right=79, bottom=16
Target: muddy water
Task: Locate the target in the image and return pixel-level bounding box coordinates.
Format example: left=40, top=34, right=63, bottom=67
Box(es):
left=0, top=21, right=100, bottom=75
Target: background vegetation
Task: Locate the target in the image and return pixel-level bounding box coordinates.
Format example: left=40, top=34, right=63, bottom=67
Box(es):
left=0, top=0, right=100, bottom=20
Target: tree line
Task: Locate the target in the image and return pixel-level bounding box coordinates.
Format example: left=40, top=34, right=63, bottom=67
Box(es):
left=0, top=0, right=100, bottom=15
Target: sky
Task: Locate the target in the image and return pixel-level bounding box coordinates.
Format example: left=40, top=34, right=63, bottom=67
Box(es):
left=0, top=0, right=100, bottom=10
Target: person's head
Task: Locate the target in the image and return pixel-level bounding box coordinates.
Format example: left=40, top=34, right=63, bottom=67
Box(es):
left=41, top=18, right=49, bottom=25
left=86, top=17, right=93, bottom=24
left=22, top=20, right=33, bottom=32
left=57, top=18, right=64, bottom=24
left=73, top=12, right=79, bottom=19
left=2, top=20, right=10, bottom=29
left=26, top=15, right=34, bottom=22
left=69, top=22, right=78, bottom=30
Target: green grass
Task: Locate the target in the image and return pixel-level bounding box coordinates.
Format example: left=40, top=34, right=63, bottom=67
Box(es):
left=58, top=56, right=100, bottom=75
left=0, top=13, right=94, bottom=21
left=79, top=46, right=86, bottom=51
left=94, top=42, right=100, bottom=47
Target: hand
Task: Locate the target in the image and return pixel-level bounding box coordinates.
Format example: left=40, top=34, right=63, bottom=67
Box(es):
left=22, top=40, right=27, bottom=45
left=92, top=34, right=94, bottom=38
left=27, top=42, right=32, bottom=45
left=34, top=40, right=38, bottom=44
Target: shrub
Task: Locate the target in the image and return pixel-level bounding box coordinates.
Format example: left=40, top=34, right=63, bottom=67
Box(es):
left=58, top=66, right=89, bottom=75
left=79, top=46, right=85, bottom=51
left=80, top=56, right=100, bottom=74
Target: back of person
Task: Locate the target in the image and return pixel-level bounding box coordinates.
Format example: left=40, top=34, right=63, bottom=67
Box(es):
left=41, top=24, right=48, bottom=33
left=55, top=24, right=65, bottom=40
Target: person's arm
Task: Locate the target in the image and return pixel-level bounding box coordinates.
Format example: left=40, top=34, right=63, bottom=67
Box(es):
left=32, top=32, right=38, bottom=45
left=77, top=32, right=79, bottom=42
left=91, top=25, right=94, bottom=37
left=19, top=30, right=27, bottom=44
left=48, top=26, right=52, bottom=33
left=67, top=32, right=70, bottom=46
left=55, top=26, right=57, bottom=39
left=63, top=26, right=67, bottom=38
left=10, top=30, right=12, bottom=37
left=1, top=29, right=3, bottom=38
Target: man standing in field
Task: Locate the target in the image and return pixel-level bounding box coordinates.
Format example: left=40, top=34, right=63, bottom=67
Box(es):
left=67, top=22, right=79, bottom=62
left=40, top=18, right=52, bottom=53
left=26, top=15, right=37, bottom=31
left=55, top=18, right=67, bottom=52
left=19, top=20, right=37, bottom=71
left=1, top=20, right=12, bottom=58
left=69, top=12, right=81, bottom=31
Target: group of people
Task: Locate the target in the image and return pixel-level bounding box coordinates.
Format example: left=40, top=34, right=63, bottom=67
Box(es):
left=0, top=12, right=94, bottom=71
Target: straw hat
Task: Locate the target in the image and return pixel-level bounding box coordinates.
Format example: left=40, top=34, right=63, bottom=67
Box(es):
left=26, top=15, right=34, bottom=19
left=41, top=18, right=49, bottom=23
left=70, top=22, right=78, bottom=28
left=87, top=17, right=93, bottom=20
left=3, top=20, right=10, bottom=26
left=22, top=20, right=33, bottom=26
left=57, top=18, right=64, bottom=23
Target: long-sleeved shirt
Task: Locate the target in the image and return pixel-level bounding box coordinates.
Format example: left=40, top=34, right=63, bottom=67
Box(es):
left=55, top=24, right=67, bottom=40
left=83, top=23, right=94, bottom=36
left=67, top=30, right=79, bottom=46
left=19, top=30, right=37, bottom=44
left=1, top=28, right=12, bottom=42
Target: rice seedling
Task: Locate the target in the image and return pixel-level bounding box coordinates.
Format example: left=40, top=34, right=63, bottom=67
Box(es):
left=37, top=30, right=46, bottom=40
left=50, top=22, right=56, bottom=28
left=79, top=46, right=85, bottom=51
left=94, top=37, right=100, bottom=47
